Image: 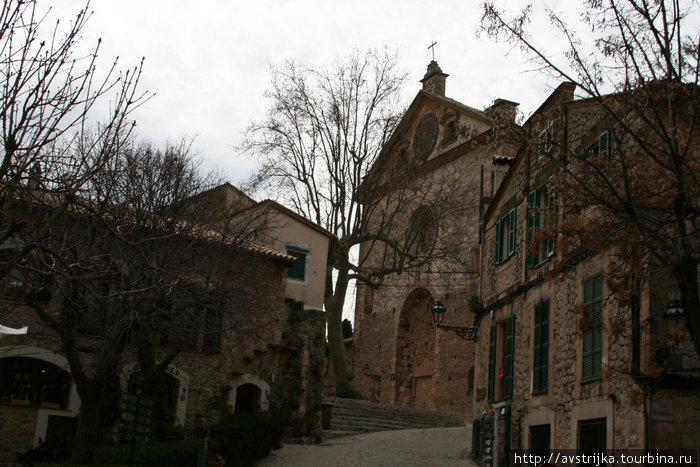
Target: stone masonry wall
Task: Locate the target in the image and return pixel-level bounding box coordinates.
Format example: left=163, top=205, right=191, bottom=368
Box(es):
left=0, top=404, right=40, bottom=461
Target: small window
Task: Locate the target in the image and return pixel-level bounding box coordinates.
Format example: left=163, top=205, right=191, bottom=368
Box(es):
left=286, top=247, right=309, bottom=282
left=530, top=424, right=551, bottom=451
left=580, top=131, right=610, bottom=163
left=578, top=418, right=606, bottom=450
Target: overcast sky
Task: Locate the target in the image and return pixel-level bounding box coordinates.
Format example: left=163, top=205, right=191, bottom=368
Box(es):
left=46, top=0, right=586, bottom=187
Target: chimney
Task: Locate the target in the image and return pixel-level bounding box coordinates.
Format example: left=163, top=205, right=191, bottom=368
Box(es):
left=485, top=98, right=519, bottom=123
left=420, top=61, right=448, bottom=97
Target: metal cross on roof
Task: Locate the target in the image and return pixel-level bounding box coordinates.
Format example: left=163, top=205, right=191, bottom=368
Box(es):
left=428, top=41, right=438, bottom=61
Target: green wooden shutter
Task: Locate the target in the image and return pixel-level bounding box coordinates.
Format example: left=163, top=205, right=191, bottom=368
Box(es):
left=488, top=322, right=496, bottom=402
left=504, top=314, right=515, bottom=399
left=546, top=189, right=556, bottom=257
left=533, top=302, right=541, bottom=392
left=533, top=300, right=549, bottom=393
left=541, top=301, right=549, bottom=391
left=592, top=276, right=603, bottom=377
left=471, top=420, right=480, bottom=458
left=583, top=275, right=603, bottom=380
left=508, top=209, right=516, bottom=256
left=495, top=219, right=503, bottom=264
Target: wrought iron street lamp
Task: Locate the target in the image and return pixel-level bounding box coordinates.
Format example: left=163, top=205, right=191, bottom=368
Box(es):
left=431, top=300, right=478, bottom=342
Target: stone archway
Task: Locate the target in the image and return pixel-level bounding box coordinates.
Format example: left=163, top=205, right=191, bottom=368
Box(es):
left=228, top=374, right=270, bottom=413
left=395, top=288, right=436, bottom=410
left=234, top=383, right=261, bottom=413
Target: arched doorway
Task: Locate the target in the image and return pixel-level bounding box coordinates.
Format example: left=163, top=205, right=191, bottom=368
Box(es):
left=228, top=374, right=270, bottom=413
left=395, top=288, right=436, bottom=410
left=234, top=383, right=261, bottom=413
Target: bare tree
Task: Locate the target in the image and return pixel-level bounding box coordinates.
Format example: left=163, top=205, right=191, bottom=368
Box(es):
left=0, top=0, right=146, bottom=279
left=243, top=47, right=475, bottom=394
left=481, top=0, right=700, bottom=356
left=11, top=138, right=270, bottom=462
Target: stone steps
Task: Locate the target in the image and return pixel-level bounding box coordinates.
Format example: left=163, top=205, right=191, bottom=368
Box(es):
left=323, top=396, right=465, bottom=436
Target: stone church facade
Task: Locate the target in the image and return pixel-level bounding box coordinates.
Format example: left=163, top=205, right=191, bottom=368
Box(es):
left=351, top=62, right=518, bottom=420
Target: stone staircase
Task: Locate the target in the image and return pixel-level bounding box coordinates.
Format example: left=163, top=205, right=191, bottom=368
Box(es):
left=322, top=396, right=465, bottom=438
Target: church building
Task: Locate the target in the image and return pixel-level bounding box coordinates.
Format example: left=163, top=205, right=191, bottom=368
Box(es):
left=351, top=61, right=519, bottom=419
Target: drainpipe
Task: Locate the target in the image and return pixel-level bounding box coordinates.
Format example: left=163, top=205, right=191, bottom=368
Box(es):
left=479, top=165, right=485, bottom=305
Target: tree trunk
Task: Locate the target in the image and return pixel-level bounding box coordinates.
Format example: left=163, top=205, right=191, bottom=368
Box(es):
left=326, top=298, right=355, bottom=395
left=325, top=261, right=355, bottom=395
left=70, top=385, right=102, bottom=464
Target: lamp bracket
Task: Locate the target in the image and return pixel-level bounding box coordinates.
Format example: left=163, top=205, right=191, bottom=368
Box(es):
left=437, top=324, right=478, bottom=342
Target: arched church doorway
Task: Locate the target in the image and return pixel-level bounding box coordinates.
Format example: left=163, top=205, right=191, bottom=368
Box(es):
left=234, top=383, right=261, bottom=413
left=395, top=288, right=436, bottom=410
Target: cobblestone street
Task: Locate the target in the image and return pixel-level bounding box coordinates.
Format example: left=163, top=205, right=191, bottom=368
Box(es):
left=255, top=427, right=479, bottom=467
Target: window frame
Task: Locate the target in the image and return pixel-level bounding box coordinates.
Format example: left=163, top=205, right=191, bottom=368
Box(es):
left=580, top=130, right=610, bottom=163
left=285, top=243, right=311, bottom=284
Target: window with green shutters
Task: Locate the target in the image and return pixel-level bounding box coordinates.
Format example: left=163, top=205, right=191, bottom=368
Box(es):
left=494, top=209, right=516, bottom=264
left=582, top=274, right=603, bottom=381
left=533, top=300, right=549, bottom=394
left=504, top=314, right=515, bottom=400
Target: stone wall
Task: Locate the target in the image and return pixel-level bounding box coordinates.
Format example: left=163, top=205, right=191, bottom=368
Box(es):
left=652, top=389, right=700, bottom=449
left=0, top=404, right=40, bottom=461
left=273, top=307, right=327, bottom=438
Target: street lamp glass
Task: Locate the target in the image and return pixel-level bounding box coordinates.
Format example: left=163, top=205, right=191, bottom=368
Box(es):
left=432, top=300, right=446, bottom=325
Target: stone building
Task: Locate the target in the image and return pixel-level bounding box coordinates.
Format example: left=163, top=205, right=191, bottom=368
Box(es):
left=473, top=83, right=700, bottom=464
left=0, top=185, right=330, bottom=461
left=351, top=62, right=518, bottom=419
